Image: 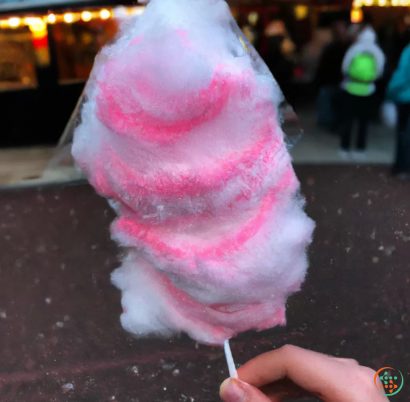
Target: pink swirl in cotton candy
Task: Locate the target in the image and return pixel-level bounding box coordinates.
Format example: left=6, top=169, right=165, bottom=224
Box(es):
left=73, top=0, right=314, bottom=344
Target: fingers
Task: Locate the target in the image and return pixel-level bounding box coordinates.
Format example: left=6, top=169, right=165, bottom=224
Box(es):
left=237, top=345, right=332, bottom=389
left=258, top=379, right=314, bottom=400
left=236, top=345, right=389, bottom=402
left=220, top=378, right=272, bottom=402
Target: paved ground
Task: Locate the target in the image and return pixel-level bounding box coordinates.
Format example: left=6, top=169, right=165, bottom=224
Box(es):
left=0, top=165, right=409, bottom=402
left=291, top=109, right=395, bottom=165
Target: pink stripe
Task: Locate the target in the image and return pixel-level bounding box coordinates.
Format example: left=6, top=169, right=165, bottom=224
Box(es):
left=147, top=267, right=286, bottom=339
left=97, top=64, right=253, bottom=144
left=90, top=124, right=282, bottom=209
left=112, top=168, right=297, bottom=262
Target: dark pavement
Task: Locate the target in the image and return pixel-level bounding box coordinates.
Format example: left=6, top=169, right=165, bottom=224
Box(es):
left=0, top=165, right=409, bottom=402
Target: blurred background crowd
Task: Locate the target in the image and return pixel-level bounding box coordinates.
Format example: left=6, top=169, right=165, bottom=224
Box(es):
left=0, top=0, right=409, bottom=183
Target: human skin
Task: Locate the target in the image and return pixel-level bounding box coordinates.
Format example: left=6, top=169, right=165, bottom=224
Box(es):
left=220, top=345, right=389, bottom=402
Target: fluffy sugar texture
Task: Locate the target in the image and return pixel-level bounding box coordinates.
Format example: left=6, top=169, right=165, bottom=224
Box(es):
left=72, top=0, right=315, bottom=345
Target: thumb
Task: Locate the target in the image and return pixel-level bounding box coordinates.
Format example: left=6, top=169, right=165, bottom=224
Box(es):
left=220, top=378, right=271, bottom=402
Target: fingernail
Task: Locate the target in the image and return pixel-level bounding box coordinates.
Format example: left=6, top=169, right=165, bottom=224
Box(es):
left=220, top=378, right=247, bottom=402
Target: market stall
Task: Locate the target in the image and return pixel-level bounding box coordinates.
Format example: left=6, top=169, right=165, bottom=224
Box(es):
left=0, top=0, right=143, bottom=147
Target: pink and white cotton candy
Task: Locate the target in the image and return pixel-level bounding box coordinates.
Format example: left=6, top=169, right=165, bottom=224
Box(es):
left=72, top=0, right=314, bottom=345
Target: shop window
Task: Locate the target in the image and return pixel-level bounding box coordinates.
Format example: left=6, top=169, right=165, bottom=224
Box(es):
left=0, top=27, right=38, bottom=91
left=52, top=19, right=118, bottom=84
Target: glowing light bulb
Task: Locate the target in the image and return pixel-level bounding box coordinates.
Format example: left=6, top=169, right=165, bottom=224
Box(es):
left=47, top=14, right=56, bottom=23
left=81, top=11, right=92, bottom=22
left=294, top=6, right=308, bottom=21
left=64, top=13, right=74, bottom=23
left=351, top=8, right=363, bottom=23
left=131, top=6, right=145, bottom=15
left=9, top=17, right=21, bottom=28
left=248, top=11, right=259, bottom=25
left=26, top=18, right=46, bottom=33
left=100, top=9, right=111, bottom=20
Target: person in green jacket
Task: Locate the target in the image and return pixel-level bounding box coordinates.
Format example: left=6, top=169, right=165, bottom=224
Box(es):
left=386, top=43, right=410, bottom=180
left=338, top=26, right=385, bottom=160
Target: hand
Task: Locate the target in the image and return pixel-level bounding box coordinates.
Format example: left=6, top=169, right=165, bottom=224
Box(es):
left=220, top=345, right=389, bottom=402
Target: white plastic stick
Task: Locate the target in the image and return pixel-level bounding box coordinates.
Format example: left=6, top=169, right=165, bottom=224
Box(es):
left=224, top=339, right=238, bottom=379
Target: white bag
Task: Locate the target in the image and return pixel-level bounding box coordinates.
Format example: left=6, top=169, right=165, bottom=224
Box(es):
left=381, top=102, right=397, bottom=128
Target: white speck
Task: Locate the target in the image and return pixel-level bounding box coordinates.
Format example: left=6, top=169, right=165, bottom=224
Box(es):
left=37, top=333, right=44, bottom=339
left=172, top=369, right=180, bottom=376
left=132, top=366, right=138, bottom=374
left=60, top=263, right=66, bottom=270
left=378, top=246, right=384, bottom=251
left=161, top=361, right=176, bottom=370
left=91, top=245, right=97, bottom=250
left=64, top=315, right=70, bottom=322
left=370, top=229, right=376, bottom=240
left=45, top=298, right=52, bottom=304
left=207, top=365, right=211, bottom=369
left=384, top=245, right=396, bottom=256
left=396, top=334, right=403, bottom=339
left=351, top=193, right=359, bottom=198
left=195, top=343, right=199, bottom=349
left=367, top=199, right=372, bottom=205
left=163, top=387, right=167, bottom=391
left=372, top=257, right=379, bottom=263
left=4, top=235, right=10, bottom=241
left=402, top=235, right=410, bottom=243
left=340, top=339, right=346, bottom=345
left=345, top=247, right=351, bottom=253
left=111, top=396, right=116, bottom=400
left=34, top=278, right=40, bottom=284
left=56, top=322, right=64, bottom=328
left=62, top=383, right=74, bottom=393
left=338, top=208, right=343, bottom=215
left=36, top=245, right=46, bottom=254
left=0, top=311, right=6, bottom=319
left=70, top=209, right=75, bottom=216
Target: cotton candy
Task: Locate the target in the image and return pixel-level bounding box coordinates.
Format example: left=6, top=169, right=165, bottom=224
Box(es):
left=72, top=0, right=314, bottom=345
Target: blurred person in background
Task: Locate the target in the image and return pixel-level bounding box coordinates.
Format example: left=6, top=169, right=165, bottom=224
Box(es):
left=378, top=18, right=402, bottom=82
left=300, top=28, right=332, bottom=83
left=264, top=19, right=296, bottom=107
left=386, top=43, right=410, bottom=180
left=338, top=25, right=385, bottom=160
left=314, top=20, right=350, bottom=131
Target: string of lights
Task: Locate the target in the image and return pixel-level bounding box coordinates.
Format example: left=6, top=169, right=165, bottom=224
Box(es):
left=0, top=6, right=145, bottom=29
left=351, top=0, right=410, bottom=24
left=353, top=0, right=409, bottom=6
